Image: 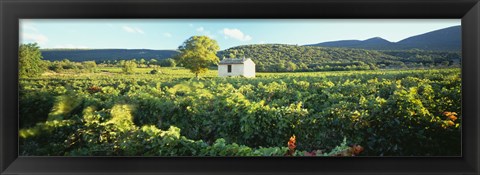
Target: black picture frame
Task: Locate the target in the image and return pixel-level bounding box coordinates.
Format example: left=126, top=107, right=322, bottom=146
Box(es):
left=1, top=0, right=479, bottom=174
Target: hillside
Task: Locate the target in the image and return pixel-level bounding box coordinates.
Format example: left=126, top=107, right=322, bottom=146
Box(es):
left=40, top=49, right=178, bottom=62
left=40, top=44, right=461, bottom=72
left=306, top=25, right=461, bottom=51
left=396, top=25, right=461, bottom=51
left=218, top=44, right=461, bottom=72
left=309, top=37, right=398, bottom=50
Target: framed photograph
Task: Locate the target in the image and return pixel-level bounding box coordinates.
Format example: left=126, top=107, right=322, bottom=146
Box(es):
left=1, top=0, right=479, bottom=174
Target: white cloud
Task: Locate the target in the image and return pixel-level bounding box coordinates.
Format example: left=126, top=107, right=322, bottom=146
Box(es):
left=195, top=27, right=216, bottom=38
left=222, top=28, right=252, bottom=41
left=20, top=22, right=49, bottom=45
left=122, top=26, right=145, bottom=34
left=52, top=44, right=88, bottom=49
left=21, top=33, right=48, bottom=44
left=22, top=25, right=38, bottom=32
left=259, top=41, right=266, bottom=44
left=135, top=28, right=145, bottom=34
left=163, top=32, right=172, bottom=37
left=21, top=21, right=39, bottom=32
left=122, top=26, right=135, bottom=33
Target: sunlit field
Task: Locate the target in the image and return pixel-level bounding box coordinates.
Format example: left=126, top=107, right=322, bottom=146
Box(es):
left=19, top=67, right=461, bottom=156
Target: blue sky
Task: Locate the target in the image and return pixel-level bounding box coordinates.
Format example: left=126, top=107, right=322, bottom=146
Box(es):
left=20, top=19, right=460, bottom=50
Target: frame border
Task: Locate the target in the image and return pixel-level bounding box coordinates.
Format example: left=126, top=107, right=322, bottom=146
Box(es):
left=1, top=0, right=479, bottom=174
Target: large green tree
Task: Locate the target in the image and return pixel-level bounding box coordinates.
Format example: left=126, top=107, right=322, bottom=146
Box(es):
left=19, top=43, right=45, bottom=78
left=176, top=36, right=220, bottom=78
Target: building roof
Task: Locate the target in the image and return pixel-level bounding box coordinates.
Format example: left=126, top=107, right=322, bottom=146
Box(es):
left=219, top=58, right=252, bottom=65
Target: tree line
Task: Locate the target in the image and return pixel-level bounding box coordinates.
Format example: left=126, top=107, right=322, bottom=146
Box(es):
left=18, top=43, right=179, bottom=76
left=20, top=37, right=462, bottom=78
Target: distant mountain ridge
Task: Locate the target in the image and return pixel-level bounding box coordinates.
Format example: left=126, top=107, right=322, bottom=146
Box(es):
left=314, top=37, right=399, bottom=50
left=396, top=25, right=461, bottom=51
left=306, top=25, right=461, bottom=51
left=41, top=25, right=461, bottom=62
left=40, top=49, right=178, bottom=62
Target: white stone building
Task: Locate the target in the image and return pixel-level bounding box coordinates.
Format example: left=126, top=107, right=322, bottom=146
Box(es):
left=218, top=58, right=255, bottom=78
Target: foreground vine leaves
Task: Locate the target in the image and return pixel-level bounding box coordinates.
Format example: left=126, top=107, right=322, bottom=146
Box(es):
left=285, top=135, right=364, bottom=157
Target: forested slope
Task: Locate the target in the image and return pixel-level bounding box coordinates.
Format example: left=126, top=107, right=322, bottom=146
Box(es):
left=218, top=44, right=461, bottom=72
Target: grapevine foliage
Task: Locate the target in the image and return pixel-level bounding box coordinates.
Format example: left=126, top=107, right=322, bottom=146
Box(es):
left=19, top=68, right=461, bottom=156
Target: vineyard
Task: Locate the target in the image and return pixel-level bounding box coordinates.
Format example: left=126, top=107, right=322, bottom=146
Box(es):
left=19, top=68, right=461, bottom=156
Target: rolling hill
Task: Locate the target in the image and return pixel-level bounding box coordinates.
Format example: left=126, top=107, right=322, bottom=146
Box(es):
left=40, top=26, right=460, bottom=63
left=40, top=44, right=461, bottom=72
left=218, top=44, right=461, bottom=72
left=396, top=25, right=461, bottom=51
left=308, top=37, right=398, bottom=50
left=39, top=25, right=461, bottom=72
left=306, top=25, right=461, bottom=51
